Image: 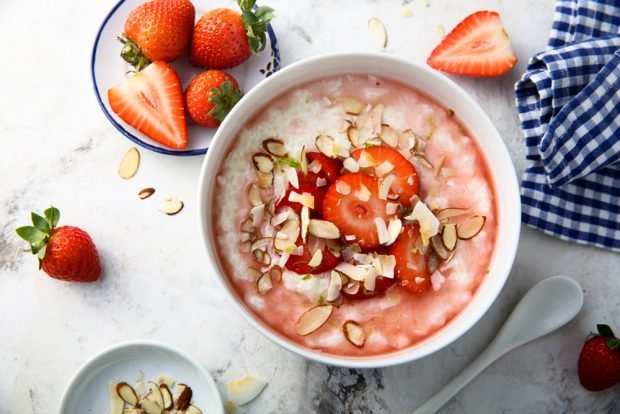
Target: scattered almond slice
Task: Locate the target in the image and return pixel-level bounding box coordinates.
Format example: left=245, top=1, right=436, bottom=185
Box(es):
left=138, top=188, right=155, bottom=200
left=416, top=154, right=434, bottom=169
left=335, top=262, right=367, bottom=282
left=295, top=304, right=333, bottom=335
left=342, top=278, right=360, bottom=295
left=262, top=138, right=287, bottom=157
left=375, top=217, right=389, bottom=245
left=176, top=384, right=193, bottom=411
left=227, top=375, right=268, bottom=406
left=378, top=174, right=395, bottom=200
left=376, top=254, right=396, bottom=278
left=117, top=382, right=139, bottom=407
left=308, top=159, right=322, bottom=173
left=357, top=150, right=378, bottom=168
left=375, top=160, right=394, bottom=177
left=379, top=125, right=398, bottom=147
left=436, top=207, right=469, bottom=221
left=118, top=147, right=140, bottom=179
left=250, top=237, right=271, bottom=253
left=269, top=265, right=283, bottom=282
left=343, top=320, right=365, bottom=348
left=442, top=223, right=457, bottom=251
left=337, top=97, right=365, bottom=115
left=270, top=211, right=289, bottom=227
left=257, top=272, right=273, bottom=295
left=457, top=215, right=486, bottom=239
left=159, top=196, right=184, bottom=216
left=386, top=202, right=399, bottom=215
left=308, top=219, right=340, bottom=239
left=436, top=24, right=445, bottom=38
left=250, top=204, right=265, bottom=228
left=368, top=17, right=387, bottom=48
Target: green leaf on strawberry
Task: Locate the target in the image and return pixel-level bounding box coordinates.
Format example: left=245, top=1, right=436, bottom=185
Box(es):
left=118, top=34, right=151, bottom=71
left=207, top=80, right=244, bottom=122
left=44, top=206, right=60, bottom=228
left=16, top=206, right=60, bottom=268
left=238, top=0, right=275, bottom=54
left=597, top=324, right=620, bottom=350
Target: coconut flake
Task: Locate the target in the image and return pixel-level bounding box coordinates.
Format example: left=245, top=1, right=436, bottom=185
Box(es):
left=316, top=177, right=328, bottom=187
left=376, top=254, right=396, bottom=278
left=357, top=150, right=378, bottom=168
left=374, top=217, right=389, bottom=244
left=326, top=271, right=343, bottom=302
left=308, top=249, right=323, bottom=267
left=386, top=202, right=398, bottom=215
left=335, top=262, right=367, bottom=281
left=355, top=184, right=371, bottom=201
left=289, top=191, right=315, bottom=209
left=336, top=181, right=351, bottom=195
left=375, top=161, right=395, bottom=177
left=386, top=218, right=402, bottom=245
left=308, top=159, right=322, bottom=173
left=250, top=204, right=265, bottom=228
left=301, top=206, right=310, bottom=243
left=378, top=174, right=395, bottom=200
left=343, top=157, right=360, bottom=172
left=404, top=201, right=440, bottom=245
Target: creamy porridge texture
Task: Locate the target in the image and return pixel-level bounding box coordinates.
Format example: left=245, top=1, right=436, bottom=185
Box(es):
left=213, top=75, right=497, bottom=356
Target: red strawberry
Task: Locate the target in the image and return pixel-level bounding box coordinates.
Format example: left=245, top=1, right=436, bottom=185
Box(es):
left=16, top=207, right=101, bottom=282
left=277, top=181, right=326, bottom=217
left=108, top=61, right=188, bottom=149
left=285, top=238, right=341, bottom=275
left=185, top=70, right=243, bottom=128
left=120, top=0, right=195, bottom=69
left=323, top=173, right=397, bottom=248
left=427, top=11, right=517, bottom=77
left=306, top=152, right=343, bottom=183
left=351, top=146, right=420, bottom=207
left=343, top=276, right=397, bottom=300
left=388, top=223, right=430, bottom=294
left=190, top=0, right=275, bottom=69
left=578, top=324, right=620, bottom=391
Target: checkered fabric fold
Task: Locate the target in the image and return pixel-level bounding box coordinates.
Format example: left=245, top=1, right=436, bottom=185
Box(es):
left=515, top=0, right=620, bottom=252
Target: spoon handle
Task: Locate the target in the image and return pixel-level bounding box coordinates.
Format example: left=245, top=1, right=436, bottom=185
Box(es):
left=411, top=341, right=505, bottom=414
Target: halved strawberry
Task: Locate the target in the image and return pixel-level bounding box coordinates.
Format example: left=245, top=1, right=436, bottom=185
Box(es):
left=343, top=276, right=398, bottom=300
left=277, top=181, right=326, bottom=216
left=285, top=238, right=341, bottom=274
left=108, top=61, right=188, bottom=149
left=388, top=223, right=430, bottom=294
left=426, top=11, right=517, bottom=77
left=351, top=146, right=419, bottom=207
left=306, top=152, right=343, bottom=183
left=323, top=173, right=397, bottom=248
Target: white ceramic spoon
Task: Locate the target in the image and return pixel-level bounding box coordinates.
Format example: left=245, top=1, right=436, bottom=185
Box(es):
left=412, top=275, right=583, bottom=414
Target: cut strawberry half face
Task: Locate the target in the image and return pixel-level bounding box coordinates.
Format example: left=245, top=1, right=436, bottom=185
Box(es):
left=426, top=10, right=517, bottom=77
left=277, top=181, right=326, bottom=216
left=306, top=151, right=343, bottom=183
left=351, top=146, right=419, bottom=207
left=285, top=237, right=341, bottom=274
left=388, top=223, right=430, bottom=294
left=343, top=275, right=398, bottom=300
left=108, top=61, right=188, bottom=149
left=323, top=173, right=397, bottom=248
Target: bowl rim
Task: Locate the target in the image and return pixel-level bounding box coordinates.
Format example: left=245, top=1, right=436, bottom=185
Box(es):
left=197, top=51, right=521, bottom=368
left=56, top=339, right=223, bottom=413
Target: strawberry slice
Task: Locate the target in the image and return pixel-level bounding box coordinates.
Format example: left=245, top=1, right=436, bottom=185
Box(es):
left=343, top=276, right=398, bottom=300
left=306, top=152, right=343, bottom=182
left=323, top=173, right=397, bottom=248
left=426, top=11, right=517, bottom=77
left=388, top=223, right=430, bottom=294
left=108, top=61, right=188, bottom=149
left=285, top=238, right=341, bottom=274
left=351, top=146, right=419, bottom=207
left=277, top=181, right=326, bottom=216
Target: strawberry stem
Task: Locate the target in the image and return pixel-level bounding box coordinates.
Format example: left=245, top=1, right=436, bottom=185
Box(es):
left=207, top=80, right=243, bottom=122
left=118, top=34, right=151, bottom=71
left=16, top=206, right=60, bottom=268
left=238, top=0, right=275, bottom=54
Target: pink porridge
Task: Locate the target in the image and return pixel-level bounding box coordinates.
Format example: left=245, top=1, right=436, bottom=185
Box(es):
left=212, top=75, right=497, bottom=357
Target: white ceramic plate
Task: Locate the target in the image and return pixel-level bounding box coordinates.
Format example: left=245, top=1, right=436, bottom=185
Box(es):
left=57, top=340, right=224, bottom=413
left=91, top=0, right=280, bottom=156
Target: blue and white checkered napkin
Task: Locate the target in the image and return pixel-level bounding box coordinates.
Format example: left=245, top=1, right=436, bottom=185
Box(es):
left=515, top=0, right=620, bottom=252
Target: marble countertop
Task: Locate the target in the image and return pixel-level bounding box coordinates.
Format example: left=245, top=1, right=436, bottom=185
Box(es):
left=1, top=0, right=618, bottom=413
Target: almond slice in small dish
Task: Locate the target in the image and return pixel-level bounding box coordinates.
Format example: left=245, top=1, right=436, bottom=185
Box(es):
left=442, top=223, right=457, bottom=251
left=337, top=97, right=364, bottom=115
left=368, top=17, right=387, bottom=48
left=308, top=219, right=340, bottom=239
left=141, top=399, right=163, bottom=414
left=138, top=187, right=155, bottom=200
left=252, top=152, right=274, bottom=173
left=343, top=320, right=366, bottom=348
left=118, top=147, right=140, bottom=179
left=457, top=215, right=486, bottom=240
left=176, top=384, right=192, bottom=411
left=295, top=304, right=334, bottom=335
left=116, top=382, right=139, bottom=407
left=109, top=382, right=124, bottom=414
left=185, top=406, right=202, bottom=414
left=262, top=138, right=287, bottom=157
left=227, top=375, right=268, bottom=406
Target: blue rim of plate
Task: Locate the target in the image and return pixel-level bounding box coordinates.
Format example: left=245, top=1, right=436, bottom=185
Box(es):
left=91, top=0, right=281, bottom=156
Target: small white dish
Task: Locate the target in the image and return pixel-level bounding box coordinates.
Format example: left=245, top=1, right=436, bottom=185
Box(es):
left=91, top=0, right=280, bottom=156
left=57, top=340, right=224, bottom=414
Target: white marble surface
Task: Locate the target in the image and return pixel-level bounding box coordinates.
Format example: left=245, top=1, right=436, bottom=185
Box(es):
left=0, top=0, right=618, bottom=413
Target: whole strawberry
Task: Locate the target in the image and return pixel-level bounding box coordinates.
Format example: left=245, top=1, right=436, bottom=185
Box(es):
left=190, top=0, right=275, bottom=69
left=16, top=207, right=101, bottom=282
left=185, top=70, right=243, bottom=127
left=578, top=324, right=620, bottom=391
left=120, top=0, right=195, bottom=70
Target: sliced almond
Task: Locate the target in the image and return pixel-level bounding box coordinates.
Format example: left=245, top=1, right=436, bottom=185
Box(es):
left=357, top=150, right=378, bottom=168
left=386, top=218, right=402, bottom=245
left=134, top=381, right=145, bottom=397
left=262, top=138, right=287, bottom=157
left=326, top=270, right=343, bottom=302
left=274, top=220, right=300, bottom=252
left=109, top=382, right=124, bottom=414
left=431, top=234, right=451, bottom=260
left=343, top=157, right=360, bottom=173
left=399, top=7, right=413, bottom=18
left=308, top=249, right=323, bottom=267
left=342, top=279, right=360, bottom=295
left=270, top=211, right=289, bottom=227
left=315, top=134, right=338, bottom=158
left=185, top=406, right=202, bottom=414
left=402, top=129, right=417, bottom=151
left=141, top=399, right=163, bottom=414
left=337, top=97, right=364, bottom=115
left=317, top=177, right=328, bottom=187
left=176, top=384, right=192, bottom=411
left=433, top=154, right=447, bottom=177
left=257, top=171, right=273, bottom=188
left=335, top=180, right=351, bottom=195
left=347, top=125, right=360, bottom=147
left=240, top=216, right=255, bottom=233
left=288, top=191, right=314, bottom=209
left=416, top=154, right=434, bottom=169
left=375, top=217, right=389, bottom=245
left=368, top=17, right=387, bottom=48
left=372, top=104, right=385, bottom=134
left=118, top=147, right=140, bottom=179
left=116, top=382, right=139, bottom=407
left=379, top=125, right=398, bottom=147
left=375, top=160, right=394, bottom=177
left=250, top=204, right=265, bottom=228
left=269, top=265, right=283, bottom=282
left=442, top=223, right=457, bottom=251
left=343, top=320, right=365, bottom=348
left=138, top=187, right=155, bottom=199
left=261, top=252, right=272, bottom=266
left=335, top=262, right=367, bottom=282
left=436, top=207, right=469, bottom=221
left=252, top=152, right=274, bottom=173
left=159, top=196, right=183, bottom=216
left=308, top=159, right=322, bottom=173
left=300, top=145, right=308, bottom=175
left=404, top=201, right=440, bottom=245
left=457, top=215, right=486, bottom=240
left=354, top=184, right=371, bottom=201
left=308, top=219, right=340, bottom=239
left=378, top=174, right=395, bottom=200
left=227, top=375, right=268, bottom=406
left=301, top=205, right=310, bottom=243
left=257, top=272, right=273, bottom=295
left=251, top=237, right=271, bottom=252
left=253, top=249, right=265, bottom=263
left=295, top=304, right=333, bottom=335
left=247, top=183, right=263, bottom=207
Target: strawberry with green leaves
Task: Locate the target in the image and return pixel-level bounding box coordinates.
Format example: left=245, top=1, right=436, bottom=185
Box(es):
left=185, top=70, right=243, bottom=128
left=190, top=0, right=275, bottom=69
left=16, top=207, right=101, bottom=282
left=578, top=324, right=620, bottom=391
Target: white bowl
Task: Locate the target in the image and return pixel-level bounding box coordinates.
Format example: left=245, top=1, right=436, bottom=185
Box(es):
left=57, top=340, right=223, bottom=413
left=197, top=52, right=521, bottom=368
